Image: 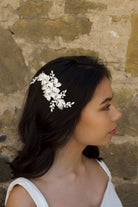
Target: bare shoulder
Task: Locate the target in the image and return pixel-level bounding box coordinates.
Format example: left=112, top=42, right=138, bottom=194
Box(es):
left=84, top=156, right=99, bottom=168
left=6, top=185, right=36, bottom=207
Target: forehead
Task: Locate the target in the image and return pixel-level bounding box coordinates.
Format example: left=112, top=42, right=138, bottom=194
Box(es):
left=89, top=78, right=112, bottom=105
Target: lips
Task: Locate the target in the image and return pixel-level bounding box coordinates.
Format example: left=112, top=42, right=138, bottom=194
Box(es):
left=109, top=128, right=116, bottom=135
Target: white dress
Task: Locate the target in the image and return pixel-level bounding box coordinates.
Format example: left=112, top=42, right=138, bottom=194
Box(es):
left=5, top=160, right=123, bottom=207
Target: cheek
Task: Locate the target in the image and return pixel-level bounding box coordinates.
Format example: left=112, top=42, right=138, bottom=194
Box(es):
left=74, top=112, right=99, bottom=139
left=79, top=111, right=106, bottom=130
left=75, top=111, right=110, bottom=139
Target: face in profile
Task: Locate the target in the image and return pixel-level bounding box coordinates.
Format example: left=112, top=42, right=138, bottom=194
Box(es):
left=72, top=78, right=122, bottom=146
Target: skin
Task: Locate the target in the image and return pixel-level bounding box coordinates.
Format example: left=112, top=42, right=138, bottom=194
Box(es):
left=73, top=77, right=121, bottom=146
left=6, top=78, right=122, bottom=207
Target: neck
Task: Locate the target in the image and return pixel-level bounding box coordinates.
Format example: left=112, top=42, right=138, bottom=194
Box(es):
left=47, top=138, right=87, bottom=178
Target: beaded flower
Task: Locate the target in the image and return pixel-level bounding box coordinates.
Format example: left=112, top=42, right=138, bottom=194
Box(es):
left=30, top=70, right=75, bottom=112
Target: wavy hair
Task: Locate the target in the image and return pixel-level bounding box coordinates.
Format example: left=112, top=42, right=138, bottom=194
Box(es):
left=11, top=56, right=111, bottom=178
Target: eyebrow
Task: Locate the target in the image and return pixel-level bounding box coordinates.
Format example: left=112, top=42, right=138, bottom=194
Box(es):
left=100, top=97, right=112, bottom=105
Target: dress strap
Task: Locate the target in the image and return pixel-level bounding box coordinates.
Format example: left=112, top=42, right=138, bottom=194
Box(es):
left=5, top=177, right=49, bottom=207
left=96, top=160, right=112, bottom=179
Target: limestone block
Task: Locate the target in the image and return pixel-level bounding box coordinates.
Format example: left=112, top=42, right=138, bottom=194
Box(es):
left=111, top=15, right=129, bottom=23
left=0, top=156, right=11, bottom=182
left=12, top=16, right=92, bottom=42
left=116, top=182, right=138, bottom=207
left=0, top=110, right=18, bottom=138
left=113, top=89, right=138, bottom=136
left=0, top=6, right=19, bottom=28
left=126, top=13, right=138, bottom=77
left=0, top=187, right=6, bottom=207
left=65, top=0, right=107, bottom=14
left=40, top=48, right=98, bottom=63
left=100, top=142, right=137, bottom=178
left=17, top=0, right=52, bottom=18
left=0, top=27, right=27, bottom=93
left=0, top=0, right=20, bottom=9
left=0, top=93, right=24, bottom=115
left=0, top=135, right=7, bottom=142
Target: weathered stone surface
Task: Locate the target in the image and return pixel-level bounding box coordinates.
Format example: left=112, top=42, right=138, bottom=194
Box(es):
left=100, top=142, right=137, bottom=178
left=0, top=93, right=24, bottom=115
left=0, top=0, right=20, bottom=9
left=17, top=0, right=52, bottom=18
left=126, top=12, right=138, bottom=77
left=65, top=0, right=107, bottom=14
left=0, top=27, right=27, bottom=93
left=0, top=122, right=2, bottom=129
left=0, top=187, right=6, bottom=207
left=0, top=5, right=19, bottom=28
left=0, top=110, right=18, bottom=137
left=40, top=48, right=98, bottom=63
left=111, top=15, right=129, bottom=23
left=0, top=110, right=16, bottom=130
left=0, top=109, right=24, bottom=156
left=113, top=89, right=138, bottom=136
left=0, top=156, right=11, bottom=182
left=12, top=16, right=92, bottom=42
left=116, top=183, right=138, bottom=207
left=0, top=135, right=7, bottom=142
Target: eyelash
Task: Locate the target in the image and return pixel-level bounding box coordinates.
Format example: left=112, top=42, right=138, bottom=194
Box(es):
left=103, top=104, right=111, bottom=111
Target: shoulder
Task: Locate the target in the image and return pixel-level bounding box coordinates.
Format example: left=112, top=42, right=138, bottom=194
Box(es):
left=95, top=159, right=112, bottom=179
left=5, top=185, right=36, bottom=207
left=84, top=157, right=111, bottom=178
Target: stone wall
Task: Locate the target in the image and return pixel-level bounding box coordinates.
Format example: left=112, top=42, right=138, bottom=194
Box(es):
left=0, top=0, right=138, bottom=206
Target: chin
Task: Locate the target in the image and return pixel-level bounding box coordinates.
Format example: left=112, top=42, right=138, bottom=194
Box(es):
left=100, top=137, right=112, bottom=146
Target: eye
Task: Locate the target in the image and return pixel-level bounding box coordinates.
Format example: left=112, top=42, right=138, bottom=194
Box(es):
left=102, top=104, right=111, bottom=111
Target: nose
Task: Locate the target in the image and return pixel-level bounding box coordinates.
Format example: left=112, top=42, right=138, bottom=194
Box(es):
left=111, top=106, right=122, bottom=122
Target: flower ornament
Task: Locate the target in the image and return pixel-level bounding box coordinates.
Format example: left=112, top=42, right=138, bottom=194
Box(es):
left=30, top=70, right=75, bottom=112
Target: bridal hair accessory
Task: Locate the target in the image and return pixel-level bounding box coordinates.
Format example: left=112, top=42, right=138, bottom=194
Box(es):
left=30, top=70, right=75, bottom=112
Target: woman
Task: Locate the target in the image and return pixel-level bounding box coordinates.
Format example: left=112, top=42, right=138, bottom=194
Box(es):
left=5, top=56, right=123, bottom=207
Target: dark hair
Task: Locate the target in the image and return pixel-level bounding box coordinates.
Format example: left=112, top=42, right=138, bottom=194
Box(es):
left=11, top=56, right=111, bottom=178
